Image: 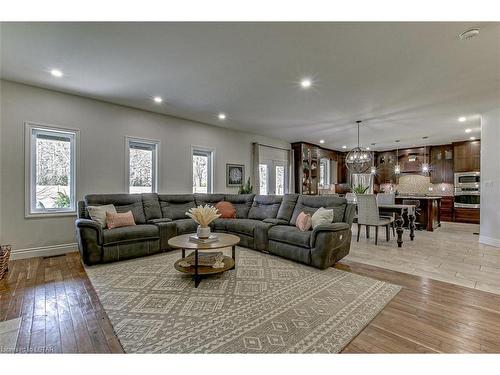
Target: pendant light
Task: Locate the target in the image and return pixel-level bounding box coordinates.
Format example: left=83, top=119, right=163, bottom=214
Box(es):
left=394, top=147, right=401, bottom=175
left=422, top=147, right=429, bottom=174
left=345, top=120, right=373, bottom=174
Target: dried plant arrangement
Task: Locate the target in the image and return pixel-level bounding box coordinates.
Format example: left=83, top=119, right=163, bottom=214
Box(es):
left=186, top=205, right=221, bottom=227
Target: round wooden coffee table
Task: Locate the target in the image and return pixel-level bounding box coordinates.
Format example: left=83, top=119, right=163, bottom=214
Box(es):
left=168, top=233, right=240, bottom=288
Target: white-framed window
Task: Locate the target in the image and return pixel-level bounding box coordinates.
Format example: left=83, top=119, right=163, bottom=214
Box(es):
left=25, top=122, right=79, bottom=217
left=259, top=160, right=287, bottom=195
left=125, top=137, right=159, bottom=193
left=192, top=146, right=214, bottom=193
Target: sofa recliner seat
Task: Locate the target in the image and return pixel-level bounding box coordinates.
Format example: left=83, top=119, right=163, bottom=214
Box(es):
left=76, top=192, right=355, bottom=269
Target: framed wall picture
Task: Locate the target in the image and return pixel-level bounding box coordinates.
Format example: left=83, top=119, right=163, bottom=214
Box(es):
left=226, top=164, right=245, bottom=187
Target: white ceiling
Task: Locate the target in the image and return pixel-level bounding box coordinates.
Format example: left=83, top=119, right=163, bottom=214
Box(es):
left=1, top=22, right=499, bottom=150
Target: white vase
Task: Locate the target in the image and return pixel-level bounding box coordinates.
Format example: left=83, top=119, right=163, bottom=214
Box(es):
left=197, top=225, right=211, bottom=239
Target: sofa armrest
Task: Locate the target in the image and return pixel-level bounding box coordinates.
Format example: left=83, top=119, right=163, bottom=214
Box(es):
left=263, top=218, right=289, bottom=225
left=75, top=218, right=103, bottom=265
left=310, top=222, right=350, bottom=248
left=147, top=218, right=172, bottom=224
left=76, top=218, right=103, bottom=243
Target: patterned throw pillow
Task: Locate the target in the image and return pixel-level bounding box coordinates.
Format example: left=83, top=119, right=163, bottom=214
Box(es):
left=215, top=201, right=236, bottom=219
left=106, top=211, right=136, bottom=229
left=87, top=204, right=117, bottom=228
left=311, top=207, right=334, bottom=229
left=295, top=211, right=312, bottom=231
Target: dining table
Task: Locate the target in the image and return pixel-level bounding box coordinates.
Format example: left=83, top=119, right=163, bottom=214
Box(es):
left=349, top=201, right=416, bottom=247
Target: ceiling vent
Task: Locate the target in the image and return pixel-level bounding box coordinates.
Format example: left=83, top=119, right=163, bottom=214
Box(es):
left=459, top=28, right=480, bottom=40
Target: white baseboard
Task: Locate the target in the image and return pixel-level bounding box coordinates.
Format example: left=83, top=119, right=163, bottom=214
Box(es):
left=10, top=243, right=78, bottom=260
left=479, top=235, right=500, bottom=248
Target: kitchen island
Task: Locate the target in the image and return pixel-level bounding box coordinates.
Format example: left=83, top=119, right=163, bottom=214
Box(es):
left=395, top=196, right=442, bottom=231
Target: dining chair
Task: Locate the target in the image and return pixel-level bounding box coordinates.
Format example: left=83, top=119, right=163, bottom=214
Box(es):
left=377, top=193, right=396, bottom=236
left=356, top=194, right=395, bottom=245
left=402, top=199, right=422, bottom=230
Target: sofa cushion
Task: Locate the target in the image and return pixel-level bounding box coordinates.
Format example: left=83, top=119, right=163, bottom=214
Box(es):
left=225, top=219, right=262, bottom=237
left=211, top=218, right=234, bottom=232
left=276, top=194, right=299, bottom=222
left=174, top=218, right=198, bottom=235
left=102, top=224, right=159, bottom=245
left=85, top=194, right=147, bottom=224
left=224, top=194, right=254, bottom=218
left=141, top=193, right=162, bottom=221
left=290, top=195, right=347, bottom=225
left=248, top=195, right=283, bottom=220
left=194, top=193, right=225, bottom=207
left=268, top=225, right=312, bottom=248
left=158, top=194, right=196, bottom=220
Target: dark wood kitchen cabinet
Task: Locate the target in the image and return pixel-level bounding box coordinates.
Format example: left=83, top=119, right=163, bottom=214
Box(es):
left=440, top=196, right=454, bottom=222
left=453, top=140, right=481, bottom=172
left=430, top=144, right=453, bottom=183
left=375, top=151, right=397, bottom=185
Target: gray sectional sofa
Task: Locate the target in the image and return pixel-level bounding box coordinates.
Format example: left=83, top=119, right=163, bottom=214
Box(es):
left=76, top=193, right=355, bottom=269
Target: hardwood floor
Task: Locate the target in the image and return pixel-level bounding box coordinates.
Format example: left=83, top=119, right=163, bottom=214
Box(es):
left=0, top=253, right=123, bottom=353
left=1, top=251, right=500, bottom=353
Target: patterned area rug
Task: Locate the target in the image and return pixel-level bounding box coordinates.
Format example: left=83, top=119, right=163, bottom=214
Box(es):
left=86, top=247, right=400, bottom=353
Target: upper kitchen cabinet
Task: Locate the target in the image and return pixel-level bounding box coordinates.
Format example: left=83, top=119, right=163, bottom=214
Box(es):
left=453, top=140, right=481, bottom=172
left=398, top=147, right=426, bottom=173
left=430, top=144, right=453, bottom=183
left=375, top=151, right=397, bottom=184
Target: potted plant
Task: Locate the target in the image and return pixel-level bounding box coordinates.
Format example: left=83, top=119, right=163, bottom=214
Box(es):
left=351, top=184, right=369, bottom=194
left=185, top=205, right=221, bottom=238
left=238, top=177, right=253, bottom=194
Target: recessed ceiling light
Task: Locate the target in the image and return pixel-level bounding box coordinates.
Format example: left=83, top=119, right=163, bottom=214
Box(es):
left=470, top=136, right=476, bottom=140
left=50, top=69, right=63, bottom=77
left=465, top=128, right=472, bottom=133
left=366, top=147, right=370, bottom=150
left=218, top=113, right=226, bottom=120
left=300, top=78, right=312, bottom=89
left=458, top=116, right=466, bottom=122
left=459, top=28, right=480, bottom=40
left=153, top=96, right=163, bottom=103
left=342, top=145, right=347, bottom=149
left=319, top=139, right=325, bottom=144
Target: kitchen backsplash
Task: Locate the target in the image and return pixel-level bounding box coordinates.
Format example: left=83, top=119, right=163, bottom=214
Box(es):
left=380, top=174, right=454, bottom=196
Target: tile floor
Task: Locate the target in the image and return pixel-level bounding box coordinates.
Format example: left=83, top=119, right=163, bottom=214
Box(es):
left=344, top=221, right=500, bottom=294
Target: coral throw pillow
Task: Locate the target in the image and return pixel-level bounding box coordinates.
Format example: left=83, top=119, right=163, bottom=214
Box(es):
left=215, top=201, right=237, bottom=219
left=295, top=211, right=312, bottom=231
left=106, top=211, right=136, bottom=229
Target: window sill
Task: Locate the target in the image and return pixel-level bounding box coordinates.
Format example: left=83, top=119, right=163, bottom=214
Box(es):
left=25, top=211, right=77, bottom=219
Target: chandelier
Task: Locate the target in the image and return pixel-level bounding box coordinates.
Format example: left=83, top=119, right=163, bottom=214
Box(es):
left=345, top=120, right=373, bottom=174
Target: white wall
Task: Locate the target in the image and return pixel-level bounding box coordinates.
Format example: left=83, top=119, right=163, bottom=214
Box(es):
left=0, top=80, right=290, bottom=254
left=480, top=108, right=500, bottom=248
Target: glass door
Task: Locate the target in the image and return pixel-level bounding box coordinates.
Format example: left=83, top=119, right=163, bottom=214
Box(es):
left=260, top=160, right=287, bottom=195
